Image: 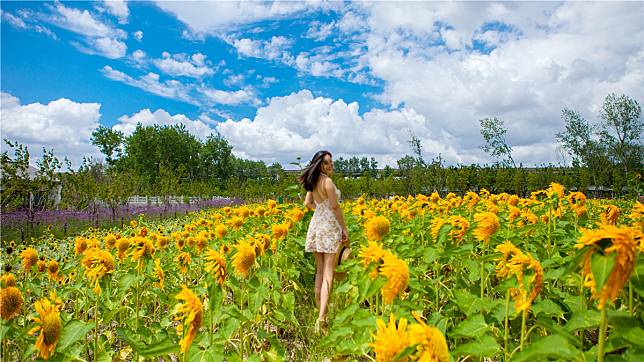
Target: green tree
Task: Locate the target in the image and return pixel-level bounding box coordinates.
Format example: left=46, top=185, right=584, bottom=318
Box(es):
left=479, top=117, right=515, bottom=167
left=598, top=93, right=643, bottom=173
left=91, top=126, right=124, bottom=166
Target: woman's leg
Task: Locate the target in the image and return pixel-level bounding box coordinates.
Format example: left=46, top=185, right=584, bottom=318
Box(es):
left=314, top=252, right=324, bottom=308
left=318, top=252, right=337, bottom=321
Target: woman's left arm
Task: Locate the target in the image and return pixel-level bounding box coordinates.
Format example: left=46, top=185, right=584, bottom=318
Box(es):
left=304, top=191, right=315, bottom=210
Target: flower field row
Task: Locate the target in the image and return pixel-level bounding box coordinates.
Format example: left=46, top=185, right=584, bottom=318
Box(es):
left=1, top=185, right=643, bottom=361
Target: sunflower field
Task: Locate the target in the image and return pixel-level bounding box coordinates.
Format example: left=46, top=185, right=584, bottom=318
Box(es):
left=1, top=184, right=643, bottom=361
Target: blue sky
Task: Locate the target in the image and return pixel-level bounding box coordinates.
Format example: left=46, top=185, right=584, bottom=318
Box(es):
left=1, top=1, right=642, bottom=168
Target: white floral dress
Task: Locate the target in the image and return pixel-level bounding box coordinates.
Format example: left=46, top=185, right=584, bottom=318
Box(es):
left=305, top=186, right=342, bottom=254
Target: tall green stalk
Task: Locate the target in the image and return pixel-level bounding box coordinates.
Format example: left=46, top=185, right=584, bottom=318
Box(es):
left=480, top=243, right=487, bottom=298
left=520, top=309, right=528, bottom=351
left=504, top=290, right=510, bottom=362
left=94, top=296, right=99, bottom=361
left=597, top=307, right=608, bottom=362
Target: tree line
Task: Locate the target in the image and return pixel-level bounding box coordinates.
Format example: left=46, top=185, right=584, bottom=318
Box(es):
left=1, top=93, right=641, bottom=217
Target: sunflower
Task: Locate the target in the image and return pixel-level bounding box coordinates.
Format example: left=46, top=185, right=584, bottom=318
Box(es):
left=74, top=237, right=88, bottom=255
left=104, top=234, right=117, bottom=249
left=21, top=247, right=38, bottom=272
left=47, top=260, right=59, bottom=281
left=232, top=240, right=256, bottom=278
left=153, top=258, right=164, bottom=290
left=37, top=260, right=46, bottom=273
left=237, top=207, right=251, bottom=218
left=0, top=286, right=23, bottom=320
left=370, top=314, right=410, bottom=362
left=508, top=206, right=521, bottom=223
left=495, top=241, right=544, bottom=313
left=576, top=225, right=639, bottom=309
left=81, top=248, right=115, bottom=294
left=408, top=311, right=450, bottom=362
left=214, top=224, right=228, bottom=239
left=546, top=182, right=565, bottom=199
left=448, top=215, right=469, bottom=242
left=473, top=212, right=500, bottom=244
left=601, top=205, right=620, bottom=225
left=359, top=240, right=386, bottom=274
left=156, top=234, right=169, bottom=249
left=272, top=223, right=288, bottom=241
left=173, top=285, right=203, bottom=354
left=116, top=238, right=130, bottom=260
left=365, top=216, right=391, bottom=241
left=28, top=293, right=62, bottom=360
left=430, top=217, right=446, bottom=240
left=204, top=248, right=227, bottom=286
left=1, top=273, right=16, bottom=287
left=131, top=237, right=155, bottom=270
left=176, top=252, right=191, bottom=274
left=379, top=251, right=409, bottom=304
left=229, top=216, right=244, bottom=230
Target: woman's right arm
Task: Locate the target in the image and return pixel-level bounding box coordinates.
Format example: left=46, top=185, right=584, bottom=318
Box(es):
left=303, top=191, right=315, bottom=210
left=324, top=178, right=349, bottom=242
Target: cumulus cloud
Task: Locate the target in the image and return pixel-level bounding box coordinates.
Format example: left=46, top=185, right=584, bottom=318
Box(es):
left=44, top=2, right=127, bottom=58
left=306, top=20, right=335, bottom=41
left=112, top=108, right=216, bottom=139
left=155, top=1, right=338, bottom=33
left=101, top=66, right=197, bottom=105
left=198, top=87, right=259, bottom=106
left=152, top=52, right=215, bottom=78
left=1, top=9, right=57, bottom=39
left=216, top=90, right=462, bottom=167
left=0, top=92, right=103, bottom=167
left=230, top=36, right=293, bottom=62
left=100, top=0, right=129, bottom=24
left=133, top=30, right=143, bottom=41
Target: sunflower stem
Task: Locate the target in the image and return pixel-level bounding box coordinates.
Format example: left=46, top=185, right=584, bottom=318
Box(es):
left=504, top=289, right=510, bottom=362
left=598, top=307, right=608, bottom=362
left=520, top=308, right=527, bottom=351
left=547, top=205, right=552, bottom=251
left=94, top=296, right=99, bottom=361
left=629, top=281, right=633, bottom=316
left=480, top=243, right=487, bottom=299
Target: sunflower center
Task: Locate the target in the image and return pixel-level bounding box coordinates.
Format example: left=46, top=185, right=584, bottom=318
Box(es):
left=42, top=312, right=62, bottom=345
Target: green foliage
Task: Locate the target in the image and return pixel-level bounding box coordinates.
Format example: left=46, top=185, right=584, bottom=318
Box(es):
left=479, top=117, right=515, bottom=167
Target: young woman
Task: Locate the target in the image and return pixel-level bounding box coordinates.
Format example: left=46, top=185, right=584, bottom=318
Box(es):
left=299, top=151, right=349, bottom=333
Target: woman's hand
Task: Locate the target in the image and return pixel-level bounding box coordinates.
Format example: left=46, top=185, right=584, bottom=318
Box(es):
left=341, top=227, right=349, bottom=244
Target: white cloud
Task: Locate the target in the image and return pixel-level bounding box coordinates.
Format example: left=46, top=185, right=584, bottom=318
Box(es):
left=231, top=36, right=293, bottom=61
left=347, top=1, right=644, bottom=165
left=134, top=30, right=143, bottom=41
left=1, top=9, right=58, bottom=39
left=198, top=88, right=258, bottom=106
left=306, top=21, right=335, bottom=41
left=101, top=66, right=196, bottom=105
left=216, top=90, right=461, bottom=167
left=101, top=0, right=129, bottom=24
left=155, top=1, right=338, bottom=34
left=152, top=52, right=214, bottom=78
left=0, top=92, right=102, bottom=167
left=132, top=49, right=146, bottom=61
left=92, top=37, right=127, bottom=59
left=45, top=2, right=127, bottom=59
left=112, top=109, right=216, bottom=140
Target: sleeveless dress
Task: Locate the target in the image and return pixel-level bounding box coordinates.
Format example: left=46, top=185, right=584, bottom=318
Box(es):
left=305, top=186, right=342, bottom=254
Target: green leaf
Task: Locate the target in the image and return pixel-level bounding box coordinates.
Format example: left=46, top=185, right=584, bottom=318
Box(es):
left=591, top=252, right=617, bottom=290
left=394, top=345, right=418, bottom=360
left=422, top=247, right=439, bottom=264
left=452, top=333, right=499, bottom=357
left=531, top=299, right=565, bottom=318
left=622, top=327, right=644, bottom=348
left=512, top=334, right=581, bottom=362
left=629, top=259, right=644, bottom=297
left=449, top=314, right=490, bottom=338
left=189, top=345, right=225, bottom=362
left=57, top=320, right=95, bottom=352
left=565, top=310, right=601, bottom=332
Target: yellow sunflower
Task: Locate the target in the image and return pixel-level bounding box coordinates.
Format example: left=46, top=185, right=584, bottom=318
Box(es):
left=214, top=224, right=228, bottom=239
left=370, top=314, right=410, bottom=362
left=47, top=260, right=59, bottom=281
left=82, top=248, right=115, bottom=294
left=21, top=247, right=38, bottom=272
left=153, top=258, right=164, bottom=290
left=173, top=285, right=203, bottom=354
left=204, top=248, right=227, bottom=285
left=28, top=293, right=62, bottom=360
left=365, top=216, right=391, bottom=241
left=473, top=212, right=500, bottom=244
left=0, top=285, right=23, bottom=320
left=409, top=311, right=450, bottom=362
left=176, top=252, right=191, bottom=274
left=131, top=237, right=155, bottom=270
left=495, top=241, right=544, bottom=313
left=379, top=251, right=409, bottom=304
left=576, top=225, right=639, bottom=309
left=232, top=240, right=256, bottom=278
left=601, top=205, right=620, bottom=225
left=272, top=223, right=289, bottom=241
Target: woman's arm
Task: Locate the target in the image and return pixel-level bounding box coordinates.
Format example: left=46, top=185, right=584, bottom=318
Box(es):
left=303, top=191, right=315, bottom=210
left=324, top=178, right=349, bottom=242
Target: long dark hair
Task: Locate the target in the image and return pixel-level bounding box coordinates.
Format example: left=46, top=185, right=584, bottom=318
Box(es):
left=298, top=150, right=332, bottom=191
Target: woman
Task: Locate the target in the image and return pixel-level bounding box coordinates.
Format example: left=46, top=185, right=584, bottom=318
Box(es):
left=299, top=150, right=349, bottom=333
